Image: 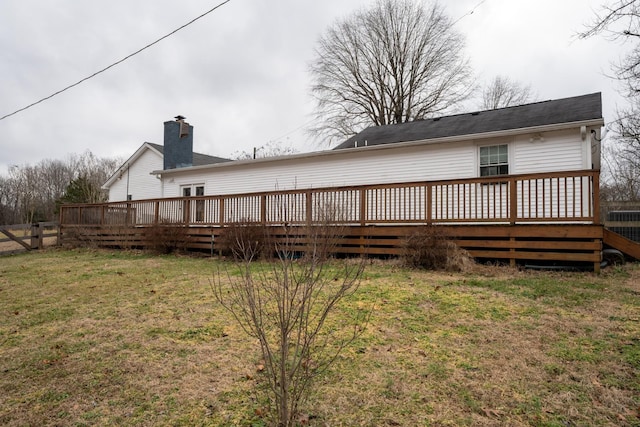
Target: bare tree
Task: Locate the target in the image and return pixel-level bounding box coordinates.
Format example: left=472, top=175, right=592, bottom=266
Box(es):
left=8, top=164, right=42, bottom=223
left=212, top=217, right=368, bottom=426
left=68, top=151, right=120, bottom=203
left=480, top=75, right=535, bottom=110
left=579, top=0, right=640, bottom=94
left=580, top=0, right=640, bottom=200
left=309, top=0, right=474, bottom=145
left=601, top=124, right=640, bottom=200
left=0, top=176, right=19, bottom=224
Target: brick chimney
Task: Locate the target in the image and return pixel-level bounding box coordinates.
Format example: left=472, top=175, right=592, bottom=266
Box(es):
left=163, top=115, right=193, bottom=170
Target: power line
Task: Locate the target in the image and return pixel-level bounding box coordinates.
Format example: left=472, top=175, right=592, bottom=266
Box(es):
left=0, top=0, right=233, bottom=122
left=451, top=0, right=487, bottom=26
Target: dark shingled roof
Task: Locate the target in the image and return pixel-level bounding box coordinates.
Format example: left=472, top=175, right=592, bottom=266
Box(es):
left=147, top=143, right=231, bottom=167
left=333, top=92, right=603, bottom=150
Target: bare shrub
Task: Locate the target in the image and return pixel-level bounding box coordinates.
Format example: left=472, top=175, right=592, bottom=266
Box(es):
left=402, top=225, right=472, bottom=271
left=60, top=226, right=101, bottom=249
left=215, top=221, right=271, bottom=260
left=212, top=213, right=368, bottom=426
left=144, top=222, right=191, bottom=254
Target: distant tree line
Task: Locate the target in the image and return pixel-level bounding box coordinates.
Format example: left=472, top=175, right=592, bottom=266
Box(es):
left=0, top=151, right=120, bottom=225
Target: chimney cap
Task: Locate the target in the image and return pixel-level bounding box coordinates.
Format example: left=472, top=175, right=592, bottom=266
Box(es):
left=174, top=115, right=186, bottom=121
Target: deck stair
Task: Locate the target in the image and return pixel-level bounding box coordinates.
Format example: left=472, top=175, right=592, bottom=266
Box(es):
left=603, top=229, right=640, bottom=261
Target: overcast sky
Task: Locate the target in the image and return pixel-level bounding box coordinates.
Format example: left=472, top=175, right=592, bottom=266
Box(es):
left=0, top=0, right=630, bottom=175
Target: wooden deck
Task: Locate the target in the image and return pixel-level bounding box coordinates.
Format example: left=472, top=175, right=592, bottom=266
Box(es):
left=60, top=170, right=608, bottom=270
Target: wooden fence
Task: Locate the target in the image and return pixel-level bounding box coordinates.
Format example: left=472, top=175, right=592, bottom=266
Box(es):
left=0, top=222, right=59, bottom=254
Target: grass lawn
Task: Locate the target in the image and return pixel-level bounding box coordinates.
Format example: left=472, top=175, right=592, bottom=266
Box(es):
left=0, top=248, right=638, bottom=426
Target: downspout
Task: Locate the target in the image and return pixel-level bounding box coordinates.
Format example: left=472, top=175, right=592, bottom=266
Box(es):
left=126, top=163, right=130, bottom=200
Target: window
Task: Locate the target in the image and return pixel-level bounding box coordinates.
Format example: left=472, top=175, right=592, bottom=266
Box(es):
left=127, top=194, right=132, bottom=201
left=480, top=144, right=508, bottom=177
left=181, top=184, right=204, bottom=197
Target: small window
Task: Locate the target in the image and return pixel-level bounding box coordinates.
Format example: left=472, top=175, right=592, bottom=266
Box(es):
left=182, top=187, right=191, bottom=197
left=127, top=194, right=132, bottom=201
left=480, top=144, right=509, bottom=177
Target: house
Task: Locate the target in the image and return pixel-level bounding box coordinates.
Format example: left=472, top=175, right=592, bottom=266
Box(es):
left=101, top=93, right=601, bottom=202
left=102, top=118, right=230, bottom=202
left=66, top=92, right=640, bottom=271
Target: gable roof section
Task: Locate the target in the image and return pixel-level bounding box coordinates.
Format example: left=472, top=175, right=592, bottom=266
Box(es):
left=334, top=92, right=603, bottom=150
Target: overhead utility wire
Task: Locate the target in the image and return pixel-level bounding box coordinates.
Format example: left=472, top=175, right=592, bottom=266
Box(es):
left=448, top=0, right=487, bottom=27
left=0, top=0, right=233, bottom=122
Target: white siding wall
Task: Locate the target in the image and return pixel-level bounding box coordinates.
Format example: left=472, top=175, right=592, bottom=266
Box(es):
left=159, top=128, right=591, bottom=199
left=108, top=150, right=163, bottom=202
left=511, top=129, right=588, bottom=174
left=163, top=141, right=476, bottom=197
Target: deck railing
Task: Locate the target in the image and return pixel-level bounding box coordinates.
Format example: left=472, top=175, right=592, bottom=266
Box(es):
left=60, top=170, right=600, bottom=227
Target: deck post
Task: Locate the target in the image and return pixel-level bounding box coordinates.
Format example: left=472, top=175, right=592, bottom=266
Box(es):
left=154, top=201, right=160, bottom=224
left=509, top=178, right=517, bottom=224
left=305, top=191, right=313, bottom=253
left=359, top=189, right=367, bottom=226
left=305, top=191, right=313, bottom=226
left=426, top=183, right=432, bottom=225
left=260, top=195, right=267, bottom=225
left=359, top=188, right=367, bottom=253
left=183, top=199, right=191, bottom=225
left=509, top=237, right=516, bottom=267
left=592, top=171, right=600, bottom=225
left=219, top=198, right=225, bottom=226
left=594, top=238, right=601, bottom=273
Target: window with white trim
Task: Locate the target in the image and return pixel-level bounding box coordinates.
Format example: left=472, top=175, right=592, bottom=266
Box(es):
left=479, top=144, right=509, bottom=177
left=181, top=184, right=204, bottom=197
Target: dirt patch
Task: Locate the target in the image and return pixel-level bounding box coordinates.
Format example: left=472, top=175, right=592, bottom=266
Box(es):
left=0, top=236, right=57, bottom=254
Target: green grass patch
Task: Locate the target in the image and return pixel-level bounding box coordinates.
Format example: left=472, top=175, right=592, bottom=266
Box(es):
left=0, top=248, right=638, bottom=426
left=457, top=276, right=608, bottom=306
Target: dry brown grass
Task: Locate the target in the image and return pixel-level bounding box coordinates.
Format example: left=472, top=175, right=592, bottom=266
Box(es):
left=0, top=249, right=638, bottom=426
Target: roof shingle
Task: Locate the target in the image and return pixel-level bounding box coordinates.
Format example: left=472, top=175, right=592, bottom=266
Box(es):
left=334, top=92, right=603, bottom=150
